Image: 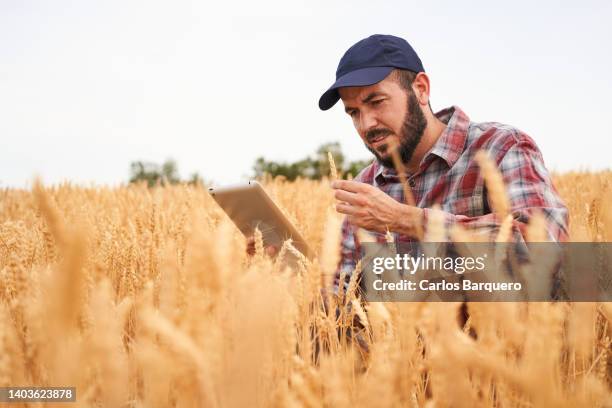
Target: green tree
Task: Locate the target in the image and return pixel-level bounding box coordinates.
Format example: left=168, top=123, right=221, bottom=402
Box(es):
left=129, top=159, right=184, bottom=187
left=315, top=142, right=345, bottom=179
left=344, top=159, right=372, bottom=179
left=252, top=142, right=371, bottom=181
left=188, top=172, right=206, bottom=186
left=161, top=160, right=180, bottom=184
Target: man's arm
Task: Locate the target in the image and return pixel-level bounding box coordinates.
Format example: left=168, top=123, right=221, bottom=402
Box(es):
left=421, top=138, right=569, bottom=242
left=331, top=135, right=569, bottom=293
left=332, top=138, right=569, bottom=243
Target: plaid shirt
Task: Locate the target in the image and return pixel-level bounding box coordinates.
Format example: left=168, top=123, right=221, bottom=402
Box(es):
left=335, top=105, right=569, bottom=292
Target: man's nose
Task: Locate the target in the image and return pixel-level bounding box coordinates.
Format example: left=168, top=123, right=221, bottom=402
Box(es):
left=358, top=111, right=379, bottom=134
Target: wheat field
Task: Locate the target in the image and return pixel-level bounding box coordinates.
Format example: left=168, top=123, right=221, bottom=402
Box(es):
left=0, top=170, right=611, bottom=407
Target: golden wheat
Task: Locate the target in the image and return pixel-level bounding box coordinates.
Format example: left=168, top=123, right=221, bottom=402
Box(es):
left=0, top=171, right=610, bottom=407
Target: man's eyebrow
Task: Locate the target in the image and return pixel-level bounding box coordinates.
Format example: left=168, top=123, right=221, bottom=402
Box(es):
left=362, top=92, right=386, bottom=104
left=344, top=92, right=387, bottom=113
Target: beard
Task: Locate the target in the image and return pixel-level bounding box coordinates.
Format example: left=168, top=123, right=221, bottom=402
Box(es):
left=364, top=90, right=427, bottom=170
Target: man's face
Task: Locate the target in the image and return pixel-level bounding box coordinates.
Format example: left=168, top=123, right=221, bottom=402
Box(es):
left=338, top=74, right=427, bottom=169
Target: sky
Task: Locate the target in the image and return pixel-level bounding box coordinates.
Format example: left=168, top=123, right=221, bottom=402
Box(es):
left=1, top=0, right=611, bottom=188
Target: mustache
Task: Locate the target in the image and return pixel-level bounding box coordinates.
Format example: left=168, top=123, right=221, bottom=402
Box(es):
left=365, top=128, right=393, bottom=143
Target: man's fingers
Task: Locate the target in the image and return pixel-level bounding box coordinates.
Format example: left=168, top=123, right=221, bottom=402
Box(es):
left=332, top=180, right=368, bottom=193
left=245, top=235, right=279, bottom=257
left=265, top=245, right=279, bottom=257
left=334, top=189, right=363, bottom=205
left=346, top=215, right=362, bottom=228
left=336, top=203, right=358, bottom=215
left=245, top=236, right=255, bottom=255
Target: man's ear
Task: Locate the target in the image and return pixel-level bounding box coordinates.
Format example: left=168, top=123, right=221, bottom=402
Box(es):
left=412, top=72, right=431, bottom=106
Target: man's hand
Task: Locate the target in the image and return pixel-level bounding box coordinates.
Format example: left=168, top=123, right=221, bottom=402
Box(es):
left=331, top=180, right=423, bottom=239
left=245, top=235, right=279, bottom=257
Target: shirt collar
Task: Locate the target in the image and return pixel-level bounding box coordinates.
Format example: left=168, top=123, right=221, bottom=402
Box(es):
left=373, top=105, right=470, bottom=186
left=426, top=105, right=470, bottom=168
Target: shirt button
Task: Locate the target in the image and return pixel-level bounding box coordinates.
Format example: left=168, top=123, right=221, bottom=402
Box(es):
left=408, top=179, right=416, bottom=188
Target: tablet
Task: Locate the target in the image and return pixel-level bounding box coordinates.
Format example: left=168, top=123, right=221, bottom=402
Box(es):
left=208, top=181, right=313, bottom=260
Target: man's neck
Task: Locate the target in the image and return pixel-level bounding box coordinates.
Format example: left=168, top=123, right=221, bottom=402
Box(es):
left=405, top=114, right=447, bottom=174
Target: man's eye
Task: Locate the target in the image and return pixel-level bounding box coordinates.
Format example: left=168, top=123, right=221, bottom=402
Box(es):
left=371, top=99, right=384, bottom=106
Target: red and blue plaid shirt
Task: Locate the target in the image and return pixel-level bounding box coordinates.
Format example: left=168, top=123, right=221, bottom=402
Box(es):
left=335, top=105, right=569, bottom=292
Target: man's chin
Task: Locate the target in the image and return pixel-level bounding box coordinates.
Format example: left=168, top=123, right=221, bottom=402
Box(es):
left=374, top=154, right=395, bottom=169
left=366, top=144, right=395, bottom=168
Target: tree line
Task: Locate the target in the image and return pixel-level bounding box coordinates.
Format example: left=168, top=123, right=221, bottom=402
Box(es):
left=129, top=142, right=371, bottom=186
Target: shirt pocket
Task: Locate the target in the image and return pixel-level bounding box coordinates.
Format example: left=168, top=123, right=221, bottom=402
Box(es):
left=447, top=193, right=486, bottom=218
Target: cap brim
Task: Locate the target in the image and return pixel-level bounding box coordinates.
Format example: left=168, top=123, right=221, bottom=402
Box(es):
left=318, top=66, right=394, bottom=111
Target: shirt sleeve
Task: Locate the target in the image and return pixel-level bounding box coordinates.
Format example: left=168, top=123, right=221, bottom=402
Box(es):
left=333, top=217, right=361, bottom=295
left=422, top=136, right=569, bottom=242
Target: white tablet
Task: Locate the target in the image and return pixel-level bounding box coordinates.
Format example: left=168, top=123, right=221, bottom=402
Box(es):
left=208, top=181, right=313, bottom=260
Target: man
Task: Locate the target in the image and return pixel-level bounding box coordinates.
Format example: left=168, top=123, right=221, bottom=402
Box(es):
left=318, top=34, right=569, bottom=293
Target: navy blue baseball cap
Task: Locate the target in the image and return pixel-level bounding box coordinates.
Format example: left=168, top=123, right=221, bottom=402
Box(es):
left=319, top=34, right=424, bottom=111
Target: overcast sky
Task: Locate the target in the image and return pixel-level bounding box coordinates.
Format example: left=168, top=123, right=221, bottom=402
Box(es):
left=1, top=0, right=610, bottom=188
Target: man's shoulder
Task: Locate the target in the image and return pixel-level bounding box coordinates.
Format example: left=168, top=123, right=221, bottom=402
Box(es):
left=466, top=119, right=542, bottom=159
